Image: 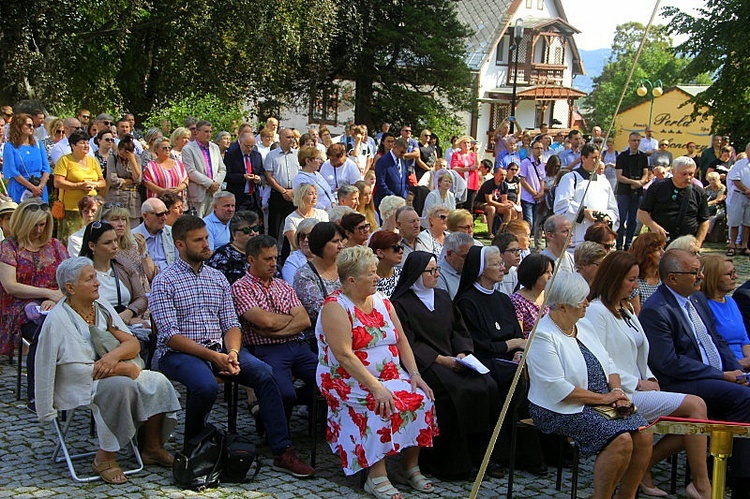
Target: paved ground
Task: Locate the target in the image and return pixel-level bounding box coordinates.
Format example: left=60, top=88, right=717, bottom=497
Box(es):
left=0, top=242, right=740, bottom=498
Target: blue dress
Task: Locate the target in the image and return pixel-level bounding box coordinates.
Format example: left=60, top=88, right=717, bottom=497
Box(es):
left=2, top=142, right=51, bottom=202
left=529, top=340, right=647, bottom=457
left=708, top=296, right=750, bottom=361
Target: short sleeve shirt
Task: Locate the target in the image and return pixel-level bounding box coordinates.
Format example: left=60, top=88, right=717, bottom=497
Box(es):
left=639, top=178, right=710, bottom=239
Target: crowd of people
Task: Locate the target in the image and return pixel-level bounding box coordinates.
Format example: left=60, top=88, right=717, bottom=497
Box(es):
left=3, top=103, right=750, bottom=499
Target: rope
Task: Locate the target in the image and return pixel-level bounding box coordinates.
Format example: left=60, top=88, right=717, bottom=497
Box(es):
left=469, top=4, right=662, bottom=493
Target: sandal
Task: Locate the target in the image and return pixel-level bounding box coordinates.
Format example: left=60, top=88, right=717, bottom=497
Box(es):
left=141, top=448, right=174, bottom=467
left=364, top=475, right=402, bottom=499
left=741, top=248, right=750, bottom=257
left=396, top=466, right=434, bottom=493
left=727, top=247, right=736, bottom=256
left=92, top=459, right=128, bottom=484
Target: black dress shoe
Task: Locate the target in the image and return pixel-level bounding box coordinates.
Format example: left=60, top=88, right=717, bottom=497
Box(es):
left=522, top=463, right=548, bottom=476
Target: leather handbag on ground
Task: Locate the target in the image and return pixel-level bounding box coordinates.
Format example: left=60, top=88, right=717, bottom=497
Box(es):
left=173, top=424, right=227, bottom=491
left=222, top=434, right=261, bottom=483
left=592, top=403, right=638, bottom=420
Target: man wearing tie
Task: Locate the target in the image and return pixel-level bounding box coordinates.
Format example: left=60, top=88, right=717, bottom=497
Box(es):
left=642, top=249, right=750, bottom=499
left=183, top=120, right=226, bottom=217
left=374, top=137, right=409, bottom=208
left=224, top=132, right=263, bottom=220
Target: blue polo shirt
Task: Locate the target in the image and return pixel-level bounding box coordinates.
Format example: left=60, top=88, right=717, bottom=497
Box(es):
left=203, top=211, right=231, bottom=250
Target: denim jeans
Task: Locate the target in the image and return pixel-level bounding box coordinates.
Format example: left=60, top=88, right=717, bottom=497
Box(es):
left=616, top=193, right=642, bottom=248
left=159, top=348, right=291, bottom=453
left=521, top=200, right=538, bottom=230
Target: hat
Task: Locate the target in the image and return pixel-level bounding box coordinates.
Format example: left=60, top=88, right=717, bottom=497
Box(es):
left=0, top=200, right=18, bottom=216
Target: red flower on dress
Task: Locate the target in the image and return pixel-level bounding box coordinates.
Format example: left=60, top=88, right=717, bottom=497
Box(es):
left=365, top=392, right=377, bottom=412
left=319, top=373, right=335, bottom=391
left=379, top=362, right=400, bottom=381
left=339, top=448, right=348, bottom=468
left=354, top=350, right=370, bottom=366
left=322, top=390, right=340, bottom=412
left=425, top=406, right=436, bottom=428
left=377, top=426, right=392, bottom=443
left=335, top=366, right=351, bottom=379
left=390, top=412, right=404, bottom=433
left=327, top=420, right=341, bottom=443
left=355, top=306, right=386, bottom=328
left=393, top=390, right=424, bottom=412
left=354, top=443, right=369, bottom=469
left=388, top=345, right=399, bottom=358
left=351, top=326, right=374, bottom=350
left=348, top=406, right=368, bottom=437
left=416, top=428, right=433, bottom=447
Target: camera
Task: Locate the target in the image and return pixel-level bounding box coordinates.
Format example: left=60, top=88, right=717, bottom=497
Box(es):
left=593, top=211, right=613, bottom=227
left=29, top=176, right=41, bottom=186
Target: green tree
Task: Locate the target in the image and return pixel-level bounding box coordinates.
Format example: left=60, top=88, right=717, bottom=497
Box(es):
left=328, top=0, right=474, bottom=130
left=664, top=1, right=750, bottom=146
left=583, top=22, right=710, bottom=131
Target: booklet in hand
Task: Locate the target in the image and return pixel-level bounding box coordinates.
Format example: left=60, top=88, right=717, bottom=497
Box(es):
left=456, top=354, right=490, bottom=374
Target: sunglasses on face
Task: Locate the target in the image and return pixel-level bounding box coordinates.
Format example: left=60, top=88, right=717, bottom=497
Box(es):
left=80, top=115, right=90, bottom=119
left=102, top=137, right=115, bottom=143
left=26, top=203, right=50, bottom=213
left=55, top=129, right=65, bottom=135
left=101, top=121, right=112, bottom=126
left=150, top=211, right=168, bottom=217
left=436, top=214, right=448, bottom=220
left=237, top=225, right=261, bottom=234
left=390, top=244, right=404, bottom=252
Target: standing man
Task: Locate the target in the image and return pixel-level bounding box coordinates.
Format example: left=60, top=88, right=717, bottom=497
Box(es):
left=540, top=215, right=576, bottom=272
left=50, top=118, right=84, bottom=165
left=554, top=144, right=619, bottom=248
left=183, top=120, right=226, bottom=217
left=204, top=191, right=236, bottom=250
left=133, top=198, right=175, bottom=271
left=615, top=132, right=649, bottom=250
left=115, top=116, right=144, bottom=153
left=638, top=126, right=659, bottom=165
left=264, top=128, right=300, bottom=241
left=32, top=109, right=47, bottom=141
left=255, top=117, right=279, bottom=144
left=726, top=143, right=750, bottom=255
left=223, top=132, right=263, bottom=217
left=558, top=130, right=583, bottom=169
left=151, top=216, right=315, bottom=478
left=399, top=124, right=420, bottom=180
left=641, top=249, right=750, bottom=499
left=518, top=140, right=546, bottom=244
left=374, top=138, right=409, bottom=208
left=638, top=156, right=709, bottom=246
left=231, top=235, right=316, bottom=419
left=77, top=109, right=91, bottom=129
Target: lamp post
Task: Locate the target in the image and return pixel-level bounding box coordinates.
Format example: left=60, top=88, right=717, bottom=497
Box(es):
left=635, top=78, right=664, bottom=126
left=509, top=18, right=524, bottom=134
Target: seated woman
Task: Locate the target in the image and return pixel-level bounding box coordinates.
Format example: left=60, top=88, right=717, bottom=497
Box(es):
left=206, top=211, right=259, bottom=284
left=701, top=254, right=750, bottom=369
left=584, top=222, right=617, bottom=253
left=317, top=246, right=437, bottom=499
left=280, top=218, right=319, bottom=284
left=510, top=253, right=554, bottom=338
left=391, top=251, right=500, bottom=480
left=416, top=205, right=449, bottom=255
left=293, top=222, right=345, bottom=346
left=35, top=257, right=181, bottom=484
left=80, top=221, right=150, bottom=328
left=368, top=230, right=403, bottom=298
left=376, top=195, right=406, bottom=234
left=574, top=241, right=607, bottom=285
left=526, top=272, right=652, bottom=499
left=421, top=169, right=456, bottom=218
left=587, top=251, right=711, bottom=498
left=159, top=191, right=184, bottom=227
left=340, top=212, right=371, bottom=248
left=67, top=195, right=104, bottom=258
left=99, top=203, right=157, bottom=290
left=283, top=183, right=329, bottom=251
left=628, top=232, right=666, bottom=315
left=492, top=232, right=521, bottom=296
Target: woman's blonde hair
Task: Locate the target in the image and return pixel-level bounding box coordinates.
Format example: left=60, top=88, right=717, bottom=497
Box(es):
left=355, top=180, right=378, bottom=230
left=293, top=183, right=317, bottom=208
left=337, top=245, right=378, bottom=282
left=700, top=253, right=732, bottom=299
left=9, top=198, right=53, bottom=248
left=447, top=208, right=472, bottom=232
left=170, top=127, right=191, bottom=147
left=99, top=204, right=136, bottom=250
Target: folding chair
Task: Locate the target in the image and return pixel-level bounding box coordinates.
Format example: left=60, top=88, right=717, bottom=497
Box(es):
left=51, top=407, right=143, bottom=482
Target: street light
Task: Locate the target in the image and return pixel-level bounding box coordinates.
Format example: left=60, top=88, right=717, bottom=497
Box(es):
left=509, top=18, right=524, bottom=134
left=635, top=78, right=664, bottom=126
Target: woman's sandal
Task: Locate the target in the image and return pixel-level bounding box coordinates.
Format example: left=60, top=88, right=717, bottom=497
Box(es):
left=727, top=247, right=736, bottom=256
left=396, top=466, right=434, bottom=493
left=92, top=459, right=128, bottom=484
left=141, top=448, right=174, bottom=467
left=364, top=475, right=402, bottom=499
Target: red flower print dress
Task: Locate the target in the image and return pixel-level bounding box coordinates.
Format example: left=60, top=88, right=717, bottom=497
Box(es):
left=316, top=290, right=438, bottom=475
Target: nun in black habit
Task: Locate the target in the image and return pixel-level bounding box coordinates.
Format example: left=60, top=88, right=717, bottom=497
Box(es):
left=454, top=245, right=547, bottom=474
left=391, top=251, right=500, bottom=480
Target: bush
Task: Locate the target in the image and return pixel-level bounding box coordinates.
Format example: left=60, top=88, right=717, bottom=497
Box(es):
left=143, top=94, right=247, bottom=137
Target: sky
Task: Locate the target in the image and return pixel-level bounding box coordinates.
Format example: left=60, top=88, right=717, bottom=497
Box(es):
left=564, top=0, right=706, bottom=51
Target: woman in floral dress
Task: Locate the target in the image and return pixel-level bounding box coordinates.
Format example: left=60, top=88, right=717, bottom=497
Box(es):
left=316, top=245, right=438, bottom=499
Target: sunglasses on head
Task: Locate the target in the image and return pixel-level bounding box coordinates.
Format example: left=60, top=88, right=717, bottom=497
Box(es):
left=237, top=225, right=261, bottom=234
left=103, top=202, right=124, bottom=209
left=26, top=202, right=50, bottom=213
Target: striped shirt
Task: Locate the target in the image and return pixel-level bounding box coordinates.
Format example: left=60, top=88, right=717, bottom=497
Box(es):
left=143, top=159, right=188, bottom=199
left=150, top=257, right=240, bottom=356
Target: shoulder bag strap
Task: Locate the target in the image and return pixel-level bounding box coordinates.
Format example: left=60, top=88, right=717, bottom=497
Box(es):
left=110, top=261, right=124, bottom=309
left=673, top=184, right=693, bottom=238
left=306, top=261, right=329, bottom=297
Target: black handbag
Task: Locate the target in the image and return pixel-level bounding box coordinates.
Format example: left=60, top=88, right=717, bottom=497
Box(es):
left=222, top=434, right=261, bottom=483
left=173, top=424, right=227, bottom=491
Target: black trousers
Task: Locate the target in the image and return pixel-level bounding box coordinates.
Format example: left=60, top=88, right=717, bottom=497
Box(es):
left=267, top=190, right=295, bottom=241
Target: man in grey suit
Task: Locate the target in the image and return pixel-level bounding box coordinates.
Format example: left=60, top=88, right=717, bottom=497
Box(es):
left=182, top=120, right=226, bottom=217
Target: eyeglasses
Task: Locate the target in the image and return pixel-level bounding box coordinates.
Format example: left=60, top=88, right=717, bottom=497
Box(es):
left=600, top=242, right=616, bottom=250
left=724, top=270, right=738, bottom=278
left=424, top=134, right=431, bottom=138
left=390, top=244, right=404, bottom=252
left=26, top=202, right=50, bottom=212
left=532, top=146, right=544, bottom=150
left=103, top=202, right=124, bottom=209
left=403, top=129, right=412, bottom=133
left=150, top=211, right=168, bottom=217
left=237, top=225, right=261, bottom=234
left=161, top=146, right=172, bottom=150
left=423, top=266, right=441, bottom=276
left=457, top=224, right=474, bottom=230
left=503, top=248, right=522, bottom=254
left=102, top=137, right=115, bottom=143
left=355, top=223, right=371, bottom=233
left=101, top=121, right=112, bottom=126
left=80, top=115, right=90, bottom=119
left=670, top=267, right=704, bottom=277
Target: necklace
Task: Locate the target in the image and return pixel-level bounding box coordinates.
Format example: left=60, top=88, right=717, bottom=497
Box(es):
left=550, top=316, right=576, bottom=337
left=71, top=303, right=96, bottom=325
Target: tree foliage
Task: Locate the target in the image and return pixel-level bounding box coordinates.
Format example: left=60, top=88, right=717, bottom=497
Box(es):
left=583, top=22, right=710, bottom=131
left=664, top=0, right=750, bottom=146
